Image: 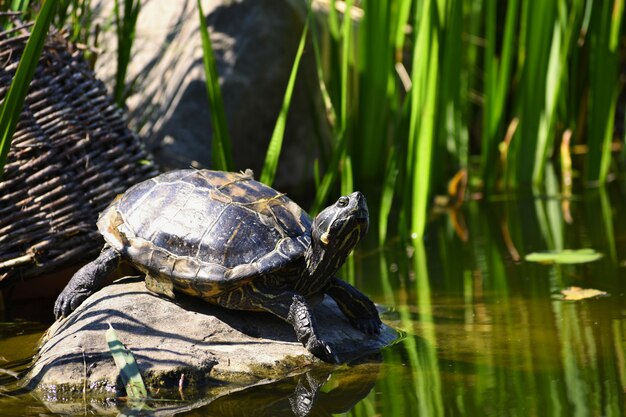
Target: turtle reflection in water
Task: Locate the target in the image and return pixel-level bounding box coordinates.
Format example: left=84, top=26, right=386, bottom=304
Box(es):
left=205, top=369, right=377, bottom=417
left=54, top=169, right=382, bottom=362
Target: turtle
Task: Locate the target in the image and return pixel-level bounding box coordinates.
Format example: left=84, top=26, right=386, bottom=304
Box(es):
left=54, top=169, right=382, bottom=362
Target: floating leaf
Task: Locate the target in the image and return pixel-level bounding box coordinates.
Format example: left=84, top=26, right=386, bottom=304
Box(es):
left=106, top=322, right=148, bottom=400
left=525, top=249, right=603, bottom=264
left=561, top=286, right=608, bottom=301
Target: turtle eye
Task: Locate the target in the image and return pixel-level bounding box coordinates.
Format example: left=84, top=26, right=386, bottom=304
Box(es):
left=337, top=196, right=349, bottom=208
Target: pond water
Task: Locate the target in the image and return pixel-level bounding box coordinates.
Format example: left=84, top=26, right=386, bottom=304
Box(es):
left=1, top=188, right=625, bottom=416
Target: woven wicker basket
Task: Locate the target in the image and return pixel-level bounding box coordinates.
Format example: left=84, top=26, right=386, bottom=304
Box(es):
left=0, top=23, right=159, bottom=287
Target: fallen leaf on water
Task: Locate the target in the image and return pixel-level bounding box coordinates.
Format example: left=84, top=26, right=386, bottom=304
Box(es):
left=525, top=249, right=603, bottom=264
left=561, top=286, right=608, bottom=301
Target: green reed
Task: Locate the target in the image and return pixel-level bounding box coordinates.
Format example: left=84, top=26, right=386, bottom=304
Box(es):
left=309, top=0, right=354, bottom=214
left=56, top=0, right=94, bottom=49
left=1, top=0, right=624, bottom=242
left=112, top=0, right=140, bottom=108
left=197, top=0, right=233, bottom=172
left=585, top=0, right=624, bottom=183
left=309, top=0, right=625, bottom=240
left=0, top=0, right=56, bottom=180
left=260, top=18, right=310, bottom=186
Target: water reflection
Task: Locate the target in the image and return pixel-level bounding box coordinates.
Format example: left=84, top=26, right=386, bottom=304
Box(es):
left=177, top=366, right=379, bottom=417
left=358, top=188, right=626, bottom=416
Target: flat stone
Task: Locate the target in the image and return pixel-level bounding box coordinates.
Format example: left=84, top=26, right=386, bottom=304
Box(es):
left=28, top=277, right=397, bottom=401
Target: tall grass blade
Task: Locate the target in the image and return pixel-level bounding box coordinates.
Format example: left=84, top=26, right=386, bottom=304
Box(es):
left=353, top=0, right=390, bottom=179
left=338, top=0, right=353, bottom=133
left=392, top=0, right=412, bottom=58
left=378, top=250, right=395, bottom=307
left=409, top=0, right=440, bottom=238
left=379, top=148, right=398, bottom=246
left=340, top=153, right=353, bottom=198
left=505, top=2, right=555, bottom=188
left=337, top=0, right=353, bottom=185
left=480, top=0, right=518, bottom=191
left=530, top=12, right=563, bottom=186
left=310, top=0, right=353, bottom=214
left=310, top=131, right=348, bottom=214
left=55, top=0, right=73, bottom=29
left=72, top=0, right=93, bottom=46
left=584, top=0, right=623, bottom=183
left=480, top=0, right=498, bottom=190
left=438, top=0, right=468, bottom=183
left=260, top=19, right=309, bottom=186
left=197, top=0, right=233, bottom=172
left=0, top=0, right=57, bottom=180
left=340, top=153, right=355, bottom=284
left=327, top=0, right=340, bottom=40
left=308, top=4, right=337, bottom=134
left=9, top=0, right=30, bottom=21
left=324, top=0, right=344, bottom=117
left=113, top=0, right=140, bottom=108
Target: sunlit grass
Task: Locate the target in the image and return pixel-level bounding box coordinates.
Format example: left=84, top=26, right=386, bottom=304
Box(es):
left=112, top=0, right=140, bottom=108
left=0, top=0, right=624, bottom=241
left=197, top=0, right=233, bottom=171
left=260, top=18, right=310, bottom=186
left=312, top=0, right=624, bottom=240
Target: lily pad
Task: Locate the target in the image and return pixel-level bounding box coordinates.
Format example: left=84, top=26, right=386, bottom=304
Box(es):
left=525, top=249, right=603, bottom=265
left=561, top=286, right=608, bottom=301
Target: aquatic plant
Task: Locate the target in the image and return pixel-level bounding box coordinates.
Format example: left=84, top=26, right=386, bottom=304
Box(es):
left=0, top=0, right=624, bottom=241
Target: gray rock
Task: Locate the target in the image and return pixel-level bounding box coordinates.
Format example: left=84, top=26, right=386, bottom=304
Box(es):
left=28, top=277, right=397, bottom=402
left=29, top=366, right=383, bottom=416
left=93, top=0, right=330, bottom=193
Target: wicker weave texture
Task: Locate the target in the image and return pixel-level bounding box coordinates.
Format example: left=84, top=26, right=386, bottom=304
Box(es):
left=0, top=26, right=159, bottom=286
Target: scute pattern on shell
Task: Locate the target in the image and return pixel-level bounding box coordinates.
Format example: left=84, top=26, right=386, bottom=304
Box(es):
left=97, top=169, right=312, bottom=296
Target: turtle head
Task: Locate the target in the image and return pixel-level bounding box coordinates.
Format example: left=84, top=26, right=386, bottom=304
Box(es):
left=312, top=192, right=369, bottom=254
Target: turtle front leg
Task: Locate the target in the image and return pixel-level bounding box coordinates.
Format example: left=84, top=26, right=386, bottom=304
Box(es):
left=259, top=292, right=339, bottom=363
left=54, top=245, right=121, bottom=319
left=325, top=277, right=382, bottom=335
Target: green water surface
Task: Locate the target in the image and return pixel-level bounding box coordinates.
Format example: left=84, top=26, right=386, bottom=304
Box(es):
left=1, top=190, right=625, bottom=416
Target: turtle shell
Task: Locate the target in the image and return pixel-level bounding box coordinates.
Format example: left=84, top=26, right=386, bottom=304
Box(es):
left=97, top=169, right=312, bottom=297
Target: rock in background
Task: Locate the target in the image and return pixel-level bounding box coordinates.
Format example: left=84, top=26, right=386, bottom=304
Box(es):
left=93, top=0, right=331, bottom=193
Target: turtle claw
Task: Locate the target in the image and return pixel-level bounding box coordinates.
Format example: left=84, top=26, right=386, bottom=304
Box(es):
left=54, top=287, right=93, bottom=320
left=285, top=294, right=340, bottom=363
left=308, top=337, right=340, bottom=364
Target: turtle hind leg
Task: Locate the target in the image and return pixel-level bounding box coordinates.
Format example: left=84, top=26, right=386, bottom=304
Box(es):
left=145, top=273, right=176, bottom=299
left=255, top=291, right=339, bottom=363
left=54, top=245, right=121, bottom=319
